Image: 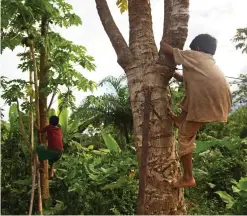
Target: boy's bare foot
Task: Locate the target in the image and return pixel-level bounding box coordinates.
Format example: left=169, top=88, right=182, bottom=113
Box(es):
left=173, top=177, right=196, bottom=188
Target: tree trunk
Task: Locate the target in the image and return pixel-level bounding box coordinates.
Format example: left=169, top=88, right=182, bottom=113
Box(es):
left=30, top=44, right=41, bottom=144
left=30, top=43, right=43, bottom=213
left=28, top=54, right=35, bottom=216
left=95, top=0, right=189, bottom=214
left=39, top=16, right=49, bottom=200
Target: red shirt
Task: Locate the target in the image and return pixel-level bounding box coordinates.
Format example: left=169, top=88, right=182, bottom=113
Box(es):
left=40, top=125, right=63, bottom=151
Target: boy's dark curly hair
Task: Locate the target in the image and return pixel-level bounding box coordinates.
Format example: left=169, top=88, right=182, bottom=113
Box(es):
left=49, top=115, right=59, bottom=126
left=190, top=34, right=217, bottom=55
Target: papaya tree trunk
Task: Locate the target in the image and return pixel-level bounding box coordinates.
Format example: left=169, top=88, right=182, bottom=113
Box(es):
left=95, top=0, right=189, bottom=214
left=39, top=16, right=49, bottom=200
left=30, top=43, right=43, bottom=214
left=28, top=53, right=35, bottom=216
left=30, top=44, right=41, bottom=144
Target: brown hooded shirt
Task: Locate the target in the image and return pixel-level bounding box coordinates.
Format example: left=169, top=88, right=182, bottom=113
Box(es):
left=173, top=48, right=232, bottom=123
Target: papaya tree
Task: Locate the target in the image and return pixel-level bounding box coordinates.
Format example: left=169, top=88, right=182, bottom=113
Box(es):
left=94, top=0, right=189, bottom=214
left=1, top=0, right=96, bottom=205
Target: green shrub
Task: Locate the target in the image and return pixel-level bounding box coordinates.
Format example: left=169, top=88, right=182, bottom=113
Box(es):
left=49, top=144, right=138, bottom=215
left=186, top=138, right=247, bottom=215
left=216, top=177, right=247, bottom=214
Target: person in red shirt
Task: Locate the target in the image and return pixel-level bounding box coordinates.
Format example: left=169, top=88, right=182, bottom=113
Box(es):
left=35, top=115, right=63, bottom=179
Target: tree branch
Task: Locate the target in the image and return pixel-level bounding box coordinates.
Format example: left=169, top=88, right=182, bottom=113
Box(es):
left=47, top=89, right=57, bottom=111
left=95, top=0, right=132, bottom=69
left=158, top=0, right=190, bottom=66
left=162, top=0, right=189, bottom=49
left=29, top=44, right=41, bottom=144
left=128, top=0, right=158, bottom=61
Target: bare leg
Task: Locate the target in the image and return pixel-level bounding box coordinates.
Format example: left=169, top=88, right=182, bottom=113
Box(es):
left=49, top=163, right=55, bottom=180
left=173, top=153, right=196, bottom=188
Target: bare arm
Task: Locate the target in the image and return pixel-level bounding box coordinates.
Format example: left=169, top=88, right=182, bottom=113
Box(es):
left=160, top=40, right=173, bottom=56
left=173, top=72, right=183, bottom=82
left=34, top=123, right=47, bottom=133
left=160, top=40, right=176, bottom=65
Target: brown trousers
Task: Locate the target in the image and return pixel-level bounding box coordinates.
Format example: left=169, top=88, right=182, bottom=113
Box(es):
left=174, top=111, right=204, bottom=157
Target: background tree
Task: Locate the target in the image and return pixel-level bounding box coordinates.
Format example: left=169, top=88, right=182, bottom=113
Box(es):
left=94, top=0, right=190, bottom=214
left=233, top=27, right=247, bottom=54
left=73, top=75, right=132, bottom=148
left=1, top=0, right=96, bottom=204
left=231, top=27, right=247, bottom=106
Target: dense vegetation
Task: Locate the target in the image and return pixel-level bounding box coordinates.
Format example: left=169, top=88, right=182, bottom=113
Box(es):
left=2, top=73, right=247, bottom=214
left=1, top=0, right=247, bottom=214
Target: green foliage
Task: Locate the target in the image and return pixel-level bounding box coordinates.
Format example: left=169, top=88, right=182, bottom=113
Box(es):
left=116, top=0, right=128, bottom=13
left=186, top=138, right=247, bottom=215
left=216, top=177, right=247, bottom=214
left=1, top=109, right=30, bottom=215
left=2, top=101, right=247, bottom=215
left=199, top=105, right=247, bottom=139
left=231, top=74, right=247, bottom=105
left=72, top=75, right=133, bottom=148
left=1, top=78, right=30, bottom=106
left=58, top=93, right=69, bottom=135
left=8, top=104, right=19, bottom=132
left=102, top=132, right=121, bottom=153
left=48, top=108, right=57, bottom=117
left=1, top=120, right=10, bottom=142
left=170, top=80, right=185, bottom=114
left=1, top=0, right=96, bottom=112
left=232, top=27, right=247, bottom=54
left=1, top=0, right=82, bottom=52
left=49, top=144, right=138, bottom=215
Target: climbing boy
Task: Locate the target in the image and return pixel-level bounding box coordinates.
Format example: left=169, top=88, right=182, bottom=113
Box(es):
left=160, top=34, right=232, bottom=188
left=35, top=115, right=63, bottom=179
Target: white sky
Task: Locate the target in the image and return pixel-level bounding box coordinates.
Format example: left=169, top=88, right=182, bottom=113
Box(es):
left=1, top=0, right=247, bottom=120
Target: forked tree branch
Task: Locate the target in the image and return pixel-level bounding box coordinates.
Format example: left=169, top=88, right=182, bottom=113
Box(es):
left=128, top=0, right=158, bottom=60
left=158, top=0, right=190, bottom=66
left=163, top=0, right=189, bottom=48
left=95, top=0, right=132, bottom=69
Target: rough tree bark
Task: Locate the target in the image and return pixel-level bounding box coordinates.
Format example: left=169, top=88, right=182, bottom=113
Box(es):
left=39, top=16, right=49, bottom=200
left=95, top=0, right=189, bottom=214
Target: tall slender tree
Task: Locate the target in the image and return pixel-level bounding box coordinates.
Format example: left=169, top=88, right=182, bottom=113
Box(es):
left=1, top=0, right=96, bottom=205
left=94, top=0, right=189, bottom=214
